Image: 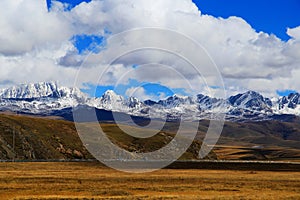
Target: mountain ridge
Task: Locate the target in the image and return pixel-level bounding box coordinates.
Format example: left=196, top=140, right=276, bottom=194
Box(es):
left=0, top=81, right=300, bottom=122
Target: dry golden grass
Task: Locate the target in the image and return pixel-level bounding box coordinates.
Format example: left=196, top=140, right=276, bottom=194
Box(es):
left=213, top=145, right=300, bottom=161
left=0, top=162, right=299, bottom=200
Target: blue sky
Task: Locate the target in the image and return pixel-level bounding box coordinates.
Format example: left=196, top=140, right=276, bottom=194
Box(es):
left=192, top=0, right=300, bottom=41
left=48, top=0, right=300, bottom=41
left=71, top=34, right=105, bottom=54
left=45, top=0, right=299, bottom=98
left=46, top=0, right=91, bottom=11
left=81, top=80, right=187, bottom=99
left=277, top=90, right=297, bottom=96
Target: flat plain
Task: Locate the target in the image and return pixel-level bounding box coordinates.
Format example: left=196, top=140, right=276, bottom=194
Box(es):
left=0, top=162, right=299, bottom=200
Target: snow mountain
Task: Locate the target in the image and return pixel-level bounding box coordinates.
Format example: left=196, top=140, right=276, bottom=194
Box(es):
left=274, top=93, right=300, bottom=116
left=88, top=90, right=145, bottom=115
left=278, top=93, right=300, bottom=109
left=228, top=91, right=272, bottom=111
left=0, top=82, right=300, bottom=121
left=0, top=82, right=87, bottom=114
left=0, top=82, right=85, bottom=100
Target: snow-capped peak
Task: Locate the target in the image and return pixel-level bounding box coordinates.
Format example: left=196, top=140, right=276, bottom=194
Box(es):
left=96, top=90, right=145, bottom=112
left=0, top=81, right=87, bottom=101
left=101, top=90, right=124, bottom=102
left=229, top=90, right=272, bottom=111
left=273, top=93, right=300, bottom=115
left=0, top=81, right=59, bottom=99
left=1, top=82, right=300, bottom=121
left=0, top=82, right=88, bottom=114
left=278, top=93, right=300, bottom=109
left=157, top=94, right=194, bottom=107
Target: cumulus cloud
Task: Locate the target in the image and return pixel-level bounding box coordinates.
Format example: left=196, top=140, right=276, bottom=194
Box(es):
left=287, top=26, right=300, bottom=40
left=125, top=86, right=167, bottom=101
left=0, top=0, right=299, bottom=98
left=66, top=0, right=300, bottom=96
left=0, top=0, right=74, bottom=56
left=125, top=87, right=151, bottom=101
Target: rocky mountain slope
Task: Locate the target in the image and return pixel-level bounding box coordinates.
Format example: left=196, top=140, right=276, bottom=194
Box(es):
left=0, top=114, right=214, bottom=161
left=0, top=113, right=299, bottom=161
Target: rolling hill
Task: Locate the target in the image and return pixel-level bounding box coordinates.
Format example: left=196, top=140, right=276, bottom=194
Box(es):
left=0, top=112, right=299, bottom=162
left=0, top=113, right=216, bottom=161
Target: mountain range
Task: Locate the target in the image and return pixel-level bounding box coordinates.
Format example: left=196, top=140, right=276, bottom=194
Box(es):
left=0, top=82, right=299, bottom=162
left=0, top=81, right=300, bottom=122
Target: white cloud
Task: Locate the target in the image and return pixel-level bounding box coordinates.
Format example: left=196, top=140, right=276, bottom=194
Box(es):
left=125, top=86, right=163, bottom=101
left=67, top=0, right=300, bottom=96
left=287, top=26, right=300, bottom=40
left=0, top=0, right=73, bottom=56
left=0, top=0, right=299, bottom=98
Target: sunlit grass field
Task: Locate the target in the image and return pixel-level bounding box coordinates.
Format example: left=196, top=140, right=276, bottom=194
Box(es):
left=0, top=162, right=299, bottom=200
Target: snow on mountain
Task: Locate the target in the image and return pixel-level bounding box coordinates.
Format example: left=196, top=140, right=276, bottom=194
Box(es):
left=278, top=93, right=300, bottom=109
left=141, top=94, right=198, bottom=120
left=97, top=90, right=126, bottom=110
left=226, top=91, right=274, bottom=120
left=0, top=82, right=87, bottom=114
left=0, top=82, right=86, bottom=100
left=0, top=82, right=59, bottom=99
left=197, top=94, right=226, bottom=111
left=228, top=91, right=272, bottom=111
left=87, top=90, right=146, bottom=115
left=157, top=94, right=195, bottom=107
left=273, top=93, right=300, bottom=115
left=1, top=82, right=300, bottom=121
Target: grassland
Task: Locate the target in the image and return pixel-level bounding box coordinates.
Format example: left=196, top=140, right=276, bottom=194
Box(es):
left=1, top=113, right=300, bottom=199
left=0, top=162, right=299, bottom=200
